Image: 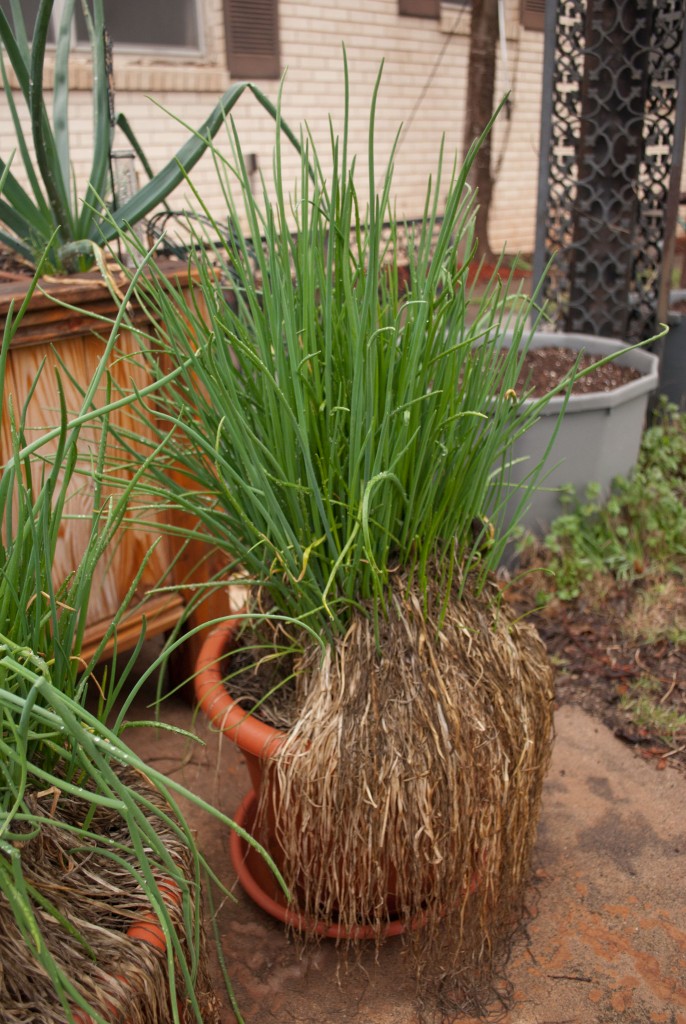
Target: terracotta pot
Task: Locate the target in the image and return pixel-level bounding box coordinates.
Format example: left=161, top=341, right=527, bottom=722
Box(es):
left=193, top=619, right=284, bottom=796
left=125, top=876, right=183, bottom=951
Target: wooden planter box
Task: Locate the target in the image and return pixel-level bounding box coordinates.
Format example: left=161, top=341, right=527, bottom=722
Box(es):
left=0, top=262, right=230, bottom=664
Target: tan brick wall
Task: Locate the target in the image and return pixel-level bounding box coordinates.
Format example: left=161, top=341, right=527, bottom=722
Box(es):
left=1, top=0, right=545, bottom=257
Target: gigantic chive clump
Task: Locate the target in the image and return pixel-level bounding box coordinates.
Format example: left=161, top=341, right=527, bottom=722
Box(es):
left=117, top=60, right=557, bottom=1012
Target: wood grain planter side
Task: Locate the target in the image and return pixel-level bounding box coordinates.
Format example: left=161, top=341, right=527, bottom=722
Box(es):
left=0, top=263, right=230, bottom=663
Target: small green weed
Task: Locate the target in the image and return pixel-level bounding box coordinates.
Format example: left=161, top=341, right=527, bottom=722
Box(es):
left=622, top=578, right=686, bottom=644
left=540, top=401, right=686, bottom=600
left=619, top=676, right=686, bottom=744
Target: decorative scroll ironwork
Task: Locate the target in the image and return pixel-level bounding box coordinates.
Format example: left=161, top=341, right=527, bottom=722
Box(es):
left=534, top=0, right=686, bottom=342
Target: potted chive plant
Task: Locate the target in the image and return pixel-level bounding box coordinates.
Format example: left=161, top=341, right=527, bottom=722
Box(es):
left=103, top=63, right=637, bottom=1011
left=0, top=281, right=282, bottom=1023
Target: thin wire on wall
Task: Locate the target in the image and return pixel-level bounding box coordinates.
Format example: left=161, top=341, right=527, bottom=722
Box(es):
left=394, top=4, right=468, bottom=161
left=394, top=2, right=519, bottom=186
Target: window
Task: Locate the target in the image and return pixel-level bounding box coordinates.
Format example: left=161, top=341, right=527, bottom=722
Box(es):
left=520, top=0, right=545, bottom=31
left=398, top=1, right=470, bottom=20
left=223, top=0, right=280, bottom=79
left=398, top=0, right=441, bottom=17
left=76, top=0, right=200, bottom=50
left=0, top=0, right=51, bottom=39
left=0, top=0, right=202, bottom=51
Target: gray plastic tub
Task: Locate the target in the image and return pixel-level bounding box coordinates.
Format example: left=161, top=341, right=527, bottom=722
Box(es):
left=497, top=331, right=659, bottom=545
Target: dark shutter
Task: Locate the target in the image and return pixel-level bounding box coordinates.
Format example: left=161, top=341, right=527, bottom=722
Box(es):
left=399, top=0, right=441, bottom=18
left=520, top=0, right=545, bottom=31
left=224, top=0, right=280, bottom=79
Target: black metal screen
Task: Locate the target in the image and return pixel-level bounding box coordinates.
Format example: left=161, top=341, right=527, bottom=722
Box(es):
left=533, top=0, right=686, bottom=342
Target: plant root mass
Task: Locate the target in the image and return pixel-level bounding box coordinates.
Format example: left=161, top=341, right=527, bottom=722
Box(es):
left=231, top=570, right=554, bottom=1013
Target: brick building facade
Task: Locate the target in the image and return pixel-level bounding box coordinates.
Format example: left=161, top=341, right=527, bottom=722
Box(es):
left=1, top=0, right=546, bottom=255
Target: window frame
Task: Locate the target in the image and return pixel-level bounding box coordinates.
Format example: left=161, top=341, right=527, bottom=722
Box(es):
left=0, top=0, right=206, bottom=57
left=75, top=0, right=205, bottom=57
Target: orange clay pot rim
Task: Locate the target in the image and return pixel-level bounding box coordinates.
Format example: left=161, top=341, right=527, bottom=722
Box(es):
left=229, top=789, right=406, bottom=940
left=194, top=619, right=285, bottom=758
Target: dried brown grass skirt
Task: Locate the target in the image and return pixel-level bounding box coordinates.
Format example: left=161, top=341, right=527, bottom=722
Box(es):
left=262, top=570, right=555, bottom=1016
left=0, top=766, right=220, bottom=1024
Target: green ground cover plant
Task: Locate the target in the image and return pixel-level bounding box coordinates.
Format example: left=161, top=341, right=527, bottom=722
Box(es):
left=513, top=402, right=686, bottom=760
left=534, top=401, right=686, bottom=601
left=618, top=676, right=686, bottom=745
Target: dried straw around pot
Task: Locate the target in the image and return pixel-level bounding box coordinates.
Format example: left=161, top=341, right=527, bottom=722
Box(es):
left=262, top=570, right=554, bottom=1016
left=0, top=765, right=220, bottom=1024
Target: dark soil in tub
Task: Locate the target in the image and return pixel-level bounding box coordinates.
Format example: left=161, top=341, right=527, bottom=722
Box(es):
left=518, top=346, right=642, bottom=398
